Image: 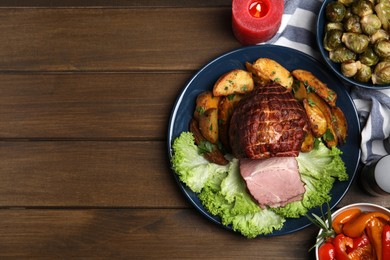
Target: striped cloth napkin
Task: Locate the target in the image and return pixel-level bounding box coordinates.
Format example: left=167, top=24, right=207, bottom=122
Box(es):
left=264, top=0, right=390, bottom=165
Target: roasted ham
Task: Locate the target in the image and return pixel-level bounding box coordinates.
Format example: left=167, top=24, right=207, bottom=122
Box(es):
left=229, top=83, right=309, bottom=159
left=240, top=157, right=305, bottom=208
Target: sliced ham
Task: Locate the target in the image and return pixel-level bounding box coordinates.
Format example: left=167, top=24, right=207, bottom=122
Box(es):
left=240, top=157, right=305, bottom=208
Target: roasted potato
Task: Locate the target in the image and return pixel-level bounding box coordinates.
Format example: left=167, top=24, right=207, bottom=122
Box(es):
left=245, top=62, right=271, bottom=86
left=213, top=69, right=254, bottom=96
left=189, top=119, right=228, bottom=165
left=249, top=58, right=294, bottom=90
left=218, top=94, right=244, bottom=126
left=194, top=91, right=220, bottom=121
left=198, top=108, right=219, bottom=144
left=292, top=69, right=337, bottom=107
left=292, top=79, right=307, bottom=102
left=303, top=98, right=328, bottom=138
left=301, top=130, right=315, bottom=152
left=218, top=94, right=244, bottom=150
left=331, top=106, right=348, bottom=144
left=306, top=92, right=338, bottom=147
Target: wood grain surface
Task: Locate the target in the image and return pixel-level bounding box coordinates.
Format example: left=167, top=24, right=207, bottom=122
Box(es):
left=0, top=1, right=387, bottom=259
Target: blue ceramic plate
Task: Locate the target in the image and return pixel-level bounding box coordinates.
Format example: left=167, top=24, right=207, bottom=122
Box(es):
left=316, top=0, right=390, bottom=89
left=167, top=45, right=361, bottom=236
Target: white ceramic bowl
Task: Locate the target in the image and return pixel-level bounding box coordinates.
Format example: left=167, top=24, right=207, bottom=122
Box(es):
left=315, top=203, right=390, bottom=259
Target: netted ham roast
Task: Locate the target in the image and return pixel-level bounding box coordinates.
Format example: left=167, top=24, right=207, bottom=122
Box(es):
left=229, top=83, right=309, bottom=159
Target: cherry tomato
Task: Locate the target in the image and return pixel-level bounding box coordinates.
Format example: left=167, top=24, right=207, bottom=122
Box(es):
left=318, top=242, right=336, bottom=260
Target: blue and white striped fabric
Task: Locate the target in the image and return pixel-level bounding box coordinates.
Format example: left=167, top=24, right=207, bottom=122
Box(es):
left=264, top=0, right=390, bottom=165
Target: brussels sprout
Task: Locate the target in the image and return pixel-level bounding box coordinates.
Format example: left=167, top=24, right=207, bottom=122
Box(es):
left=344, top=15, right=363, bottom=33
left=372, top=61, right=390, bottom=84
left=374, top=39, right=390, bottom=58
left=359, top=47, right=380, bottom=66
left=326, top=22, right=344, bottom=32
left=361, top=14, right=382, bottom=35
left=342, top=32, right=370, bottom=53
left=338, top=0, right=354, bottom=6
left=354, top=63, right=372, bottom=82
left=324, top=29, right=343, bottom=51
left=352, top=0, right=374, bottom=17
left=330, top=46, right=357, bottom=63
left=326, top=2, right=347, bottom=22
left=341, top=60, right=362, bottom=77
left=375, top=1, right=390, bottom=31
left=343, top=7, right=353, bottom=21
left=370, top=29, right=390, bottom=44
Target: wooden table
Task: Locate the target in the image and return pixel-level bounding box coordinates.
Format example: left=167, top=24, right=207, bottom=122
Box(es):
left=0, top=1, right=388, bottom=259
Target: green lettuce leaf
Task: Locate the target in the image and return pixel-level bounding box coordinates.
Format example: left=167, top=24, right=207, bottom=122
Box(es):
left=171, top=132, right=228, bottom=192
left=171, top=132, right=348, bottom=237
left=272, top=140, right=347, bottom=218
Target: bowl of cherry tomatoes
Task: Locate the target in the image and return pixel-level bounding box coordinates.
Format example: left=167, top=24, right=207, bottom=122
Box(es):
left=313, top=203, right=390, bottom=260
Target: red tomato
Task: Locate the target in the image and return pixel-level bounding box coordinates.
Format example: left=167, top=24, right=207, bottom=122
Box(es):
left=383, top=225, right=390, bottom=260
left=318, top=242, right=336, bottom=260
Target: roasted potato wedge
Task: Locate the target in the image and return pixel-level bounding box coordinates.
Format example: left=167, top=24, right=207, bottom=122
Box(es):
left=292, top=69, right=337, bottom=107
left=292, top=79, right=307, bottom=102
left=303, top=98, right=328, bottom=138
left=193, top=91, right=220, bottom=121
left=218, top=94, right=244, bottom=125
left=301, top=130, right=315, bottom=153
left=249, top=58, right=294, bottom=90
left=331, top=106, right=348, bottom=144
left=307, top=92, right=338, bottom=147
left=189, top=119, right=228, bottom=165
left=213, top=69, right=254, bottom=96
left=218, top=94, right=244, bottom=150
left=245, top=62, right=271, bottom=86
left=198, top=108, right=219, bottom=144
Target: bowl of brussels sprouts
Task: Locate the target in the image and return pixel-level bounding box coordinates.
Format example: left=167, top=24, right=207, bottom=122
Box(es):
left=317, top=0, right=390, bottom=89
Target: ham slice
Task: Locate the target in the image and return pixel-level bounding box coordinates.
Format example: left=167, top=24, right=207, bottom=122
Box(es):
left=240, top=157, right=305, bottom=208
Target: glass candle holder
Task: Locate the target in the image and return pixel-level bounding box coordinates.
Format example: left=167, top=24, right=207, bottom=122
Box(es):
left=359, top=155, right=390, bottom=196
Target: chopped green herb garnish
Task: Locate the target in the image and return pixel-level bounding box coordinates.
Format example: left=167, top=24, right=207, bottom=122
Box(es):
left=227, top=94, right=235, bottom=101
left=327, top=91, right=334, bottom=101
left=308, top=98, right=316, bottom=107
left=323, top=129, right=335, bottom=141
left=196, top=107, right=205, bottom=115
left=306, top=84, right=315, bottom=93
left=292, top=81, right=300, bottom=93
left=198, top=140, right=214, bottom=154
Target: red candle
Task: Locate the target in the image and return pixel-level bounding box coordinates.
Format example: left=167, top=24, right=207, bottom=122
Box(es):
left=232, top=0, right=284, bottom=45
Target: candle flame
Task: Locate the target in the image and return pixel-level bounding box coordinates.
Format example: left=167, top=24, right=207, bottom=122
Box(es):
left=249, top=1, right=268, bottom=18
left=256, top=3, right=261, bottom=13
